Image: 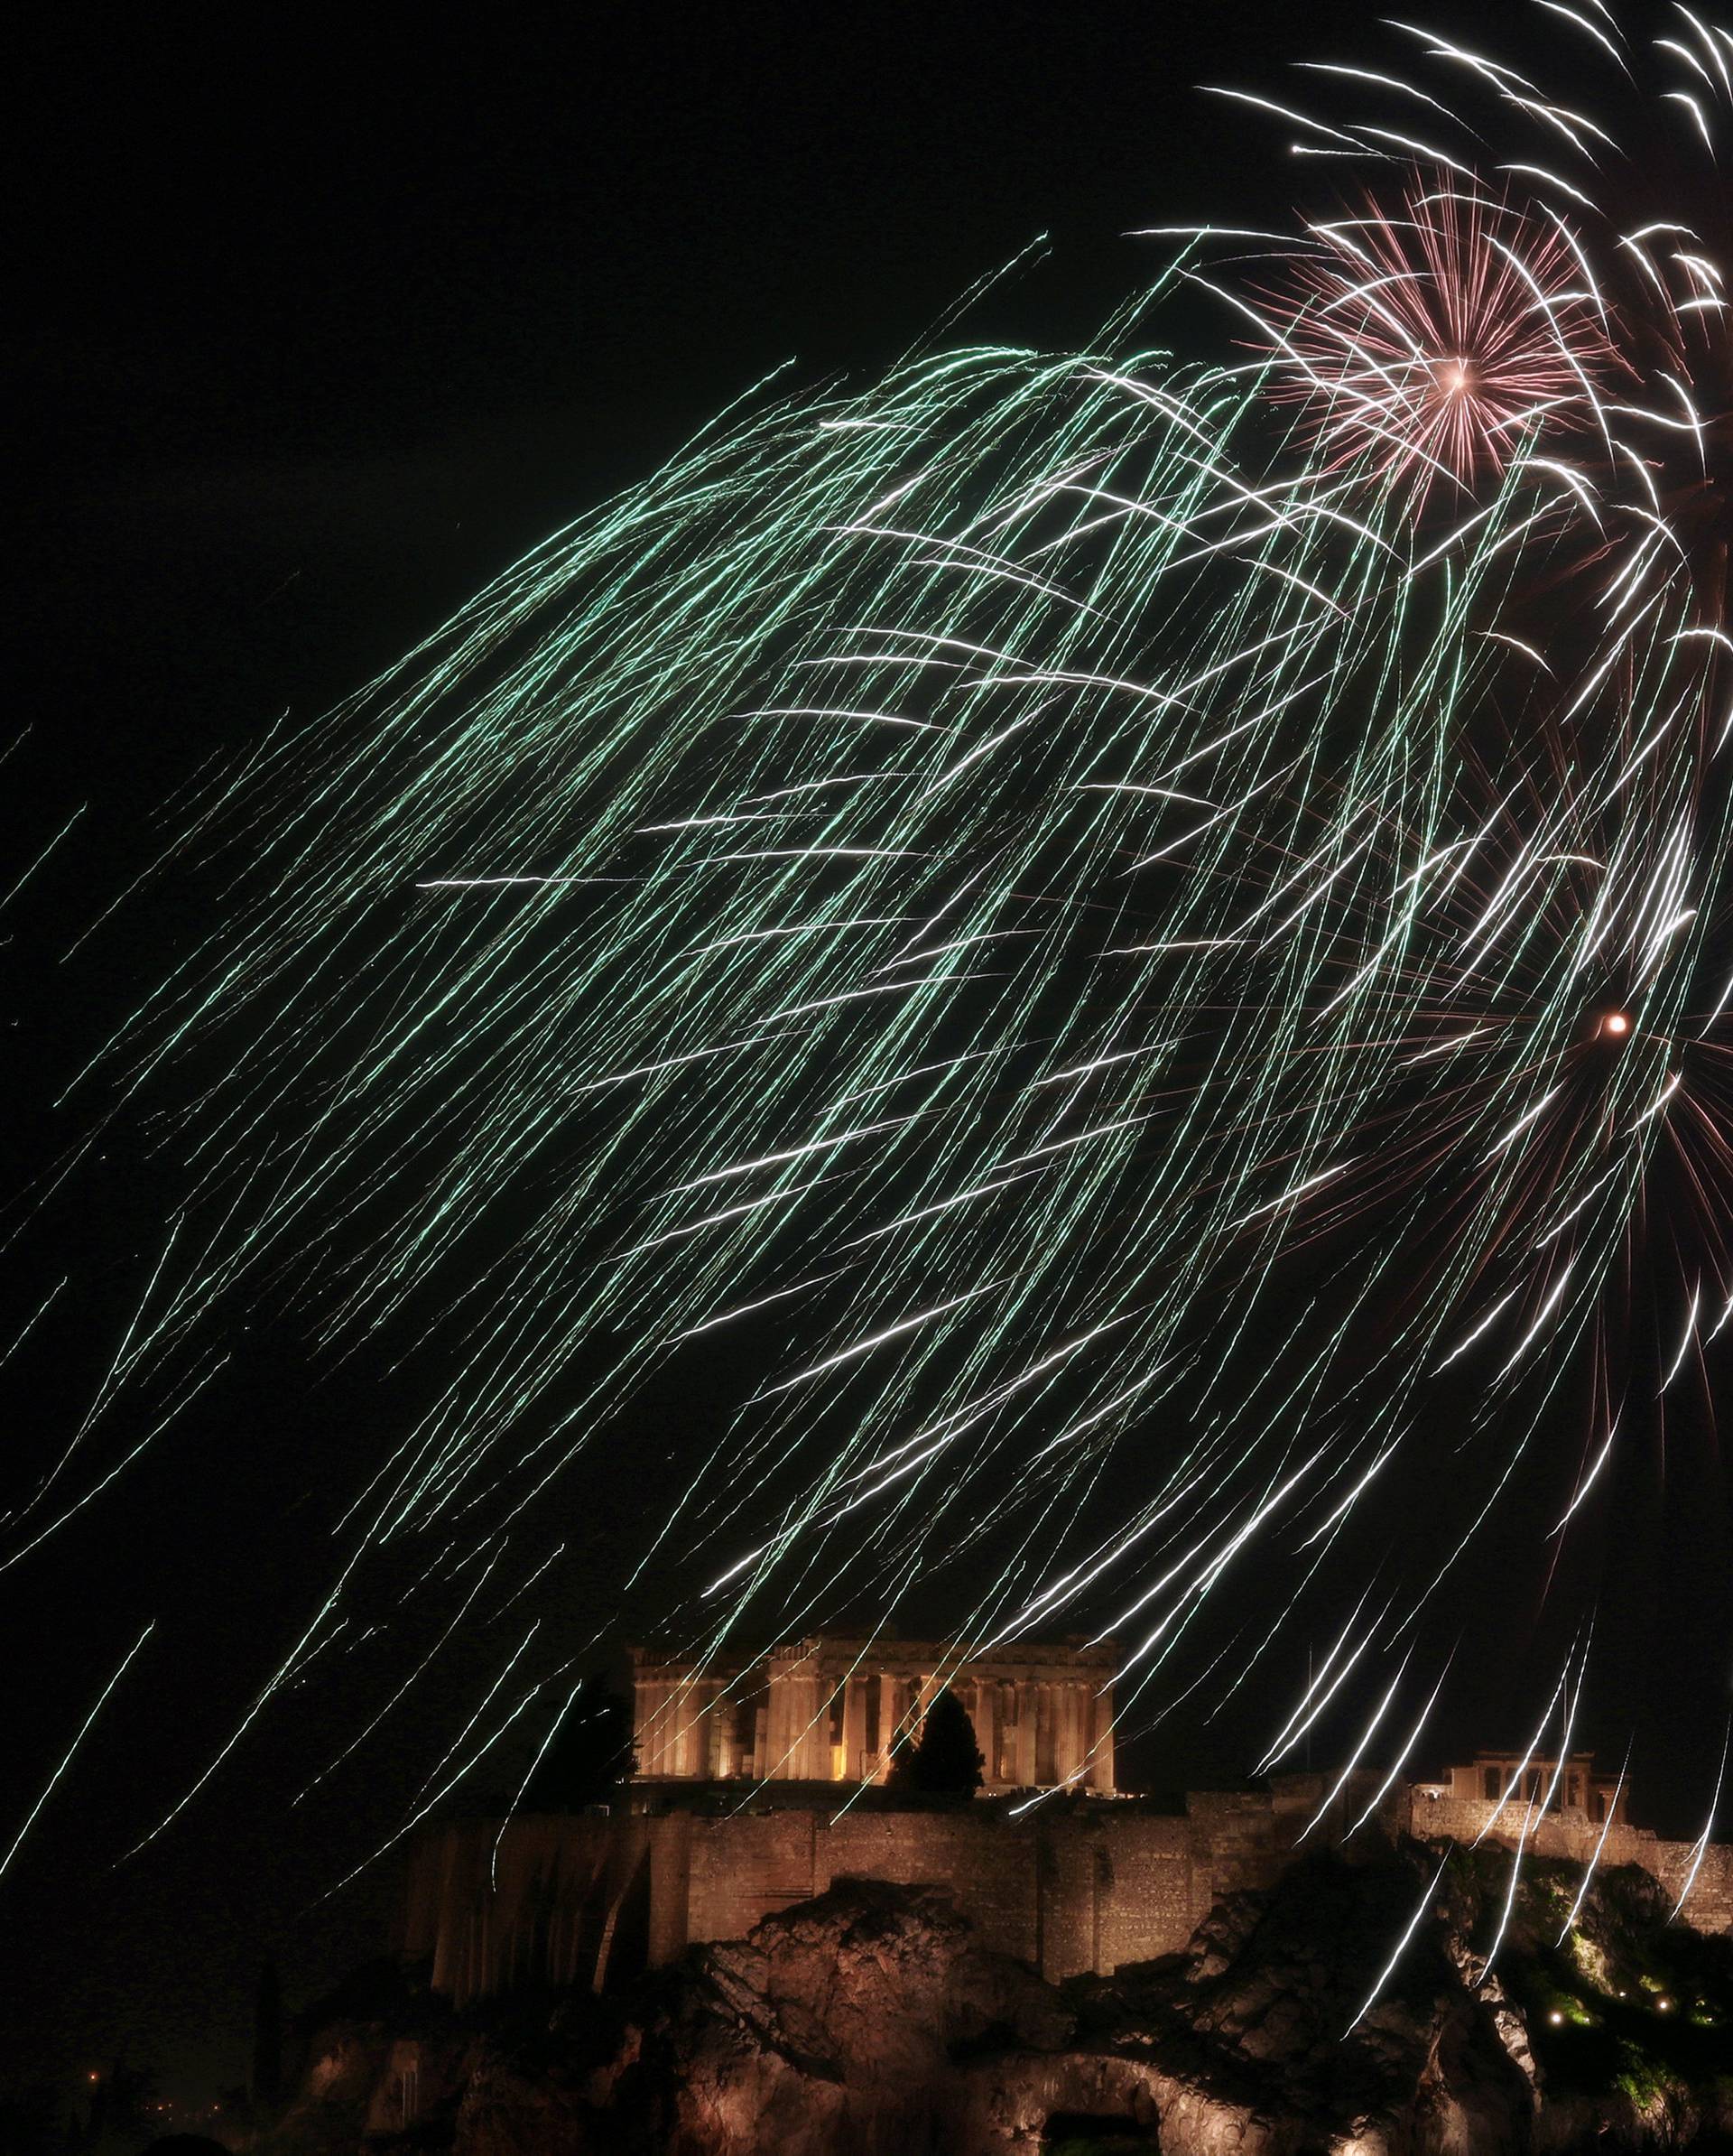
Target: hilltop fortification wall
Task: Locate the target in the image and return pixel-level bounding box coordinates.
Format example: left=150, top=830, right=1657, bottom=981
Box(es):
left=1409, top=1788, right=1733, bottom=1932
left=400, top=1776, right=1731, bottom=2005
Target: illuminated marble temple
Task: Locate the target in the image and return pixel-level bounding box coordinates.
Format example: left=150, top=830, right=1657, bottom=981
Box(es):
left=1413, top=1750, right=1628, bottom=1826
left=628, top=1633, right=1117, bottom=1797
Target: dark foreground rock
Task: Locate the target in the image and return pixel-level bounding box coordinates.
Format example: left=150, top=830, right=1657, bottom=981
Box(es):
left=261, top=1845, right=1733, bottom=2155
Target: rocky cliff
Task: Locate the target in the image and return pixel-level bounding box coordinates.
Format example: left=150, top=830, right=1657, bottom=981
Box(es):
left=264, top=1839, right=1733, bottom=2155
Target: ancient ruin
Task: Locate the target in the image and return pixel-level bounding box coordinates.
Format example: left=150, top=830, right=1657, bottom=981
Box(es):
left=628, top=1632, right=1117, bottom=1794
left=398, top=1640, right=1731, bottom=2010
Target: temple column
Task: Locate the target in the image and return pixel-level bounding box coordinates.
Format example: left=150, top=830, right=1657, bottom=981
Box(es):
left=842, top=1676, right=867, bottom=1780
left=972, top=1679, right=996, bottom=1784
left=667, top=1685, right=685, bottom=1778
left=640, top=1677, right=666, bottom=1775
left=672, top=1684, right=697, bottom=1778
left=1035, top=1683, right=1055, bottom=1785
left=660, top=1677, right=678, bottom=1777
left=774, top=1650, right=822, bottom=1779
left=1088, top=1688, right=1114, bottom=1792
left=700, top=1677, right=724, bottom=1776
left=1015, top=1680, right=1038, bottom=1786
left=1055, top=1685, right=1077, bottom=1785
left=887, top=1681, right=913, bottom=1768
left=634, top=1677, right=654, bottom=1775
left=765, top=1664, right=791, bottom=1776
left=657, top=1678, right=679, bottom=1776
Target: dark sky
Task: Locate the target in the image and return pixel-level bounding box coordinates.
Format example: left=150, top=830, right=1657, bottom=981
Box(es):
left=7, top=0, right=1728, bottom=2111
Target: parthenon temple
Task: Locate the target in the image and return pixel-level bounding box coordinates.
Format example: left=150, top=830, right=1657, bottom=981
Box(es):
left=628, top=1634, right=1117, bottom=1796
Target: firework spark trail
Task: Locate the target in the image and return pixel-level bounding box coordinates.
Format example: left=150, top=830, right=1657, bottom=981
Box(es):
left=9, top=1, right=1733, bottom=1860
left=0, top=1623, right=154, bottom=1882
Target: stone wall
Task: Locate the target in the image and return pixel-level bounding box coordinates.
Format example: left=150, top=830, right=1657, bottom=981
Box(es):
left=1407, top=1789, right=1733, bottom=1932
left=399, top=1773, right=1730, bottom=2006
left=401, top=1813, right=653, bottom=2003
left=653, top=1806, right=1206, bottom=1980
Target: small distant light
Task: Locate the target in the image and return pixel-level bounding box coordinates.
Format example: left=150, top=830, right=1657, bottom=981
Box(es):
left=1548, top=2008, right=1565, bottom=2025
left=1602, top=1010, right=1630, bottom=1037
left=1658, top=1997, right=1672, bottom=2011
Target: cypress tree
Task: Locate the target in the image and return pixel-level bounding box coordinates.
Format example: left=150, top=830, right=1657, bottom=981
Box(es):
left=888, top=1688, right=985, bottom=1797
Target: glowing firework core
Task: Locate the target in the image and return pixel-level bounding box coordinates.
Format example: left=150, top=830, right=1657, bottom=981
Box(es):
left=1602, top=1012, right=1631, bottom=1038
left=1261, top=186, right=1613, bottom=499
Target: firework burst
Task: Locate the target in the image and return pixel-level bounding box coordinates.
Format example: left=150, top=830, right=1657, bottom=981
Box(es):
left=1257, top=182, right=1617, bottom=500
left=9, top=1, right=1733, bottom=1902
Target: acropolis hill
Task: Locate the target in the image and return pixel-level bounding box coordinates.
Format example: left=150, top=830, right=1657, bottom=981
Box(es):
left=401, top=1633, right=1730, bottom=2005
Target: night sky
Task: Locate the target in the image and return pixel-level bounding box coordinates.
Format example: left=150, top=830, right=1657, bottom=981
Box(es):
left=7, top=0, right=1730, bottom=2111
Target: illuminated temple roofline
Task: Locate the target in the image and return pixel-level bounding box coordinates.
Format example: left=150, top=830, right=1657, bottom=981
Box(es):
left=629, top=1634, right=1117, bottom=1796
left=1411, top=1752, right=1628, bottom=1829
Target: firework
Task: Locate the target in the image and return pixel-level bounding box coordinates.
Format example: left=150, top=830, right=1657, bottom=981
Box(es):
left=8, top=2, right=1733, bottom=1905
left=1254, top=181, right=1617, bottom=501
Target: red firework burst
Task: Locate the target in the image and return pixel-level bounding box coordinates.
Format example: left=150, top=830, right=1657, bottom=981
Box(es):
left=1260, top=181, right=1617, bottom=502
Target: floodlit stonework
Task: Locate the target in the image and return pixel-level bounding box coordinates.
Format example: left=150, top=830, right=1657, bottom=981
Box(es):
left=628, top=1633, right=1117, bottom=1793
left=399, top=1753, right=1732, bottom=2008
left=1415, top=1748, right=1626, bottom=1826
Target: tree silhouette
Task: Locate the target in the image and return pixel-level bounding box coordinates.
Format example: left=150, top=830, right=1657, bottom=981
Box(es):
left=886, top=1688, right=984, bottom=1798
left=87, top=2061, right=158, bottom=2155
left=520, top=1675, right=637, bottom=1808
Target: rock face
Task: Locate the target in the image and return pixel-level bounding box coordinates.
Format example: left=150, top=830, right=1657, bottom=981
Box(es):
left=446, top=1878, right=1067, bottom=2156
left=265, top=1842, right=1733, bottom=2156
left=1061, top=1858, right=1538, bottom=2156
left=257, top=2024, right=396, bottom=2156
